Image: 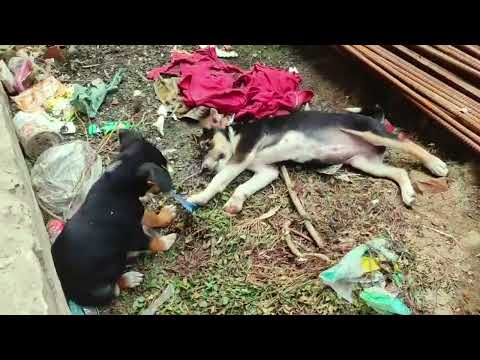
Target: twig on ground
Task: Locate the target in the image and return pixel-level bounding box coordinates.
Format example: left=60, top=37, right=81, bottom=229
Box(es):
left=282, top=220, right=305, bottom=259
left=81, top=64, right=100, bottom=68
left=423, top=225, right=457, bottom=242
left=280, top=165, right=326, bottom=248
left=282, top=220, right=331, bottom=263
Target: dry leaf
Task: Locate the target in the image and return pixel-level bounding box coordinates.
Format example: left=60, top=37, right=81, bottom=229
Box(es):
left=414, top=178, right=449, bottom=194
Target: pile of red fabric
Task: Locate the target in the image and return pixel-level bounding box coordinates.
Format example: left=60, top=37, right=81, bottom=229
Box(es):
left=147, top=47, right=314, bottom=120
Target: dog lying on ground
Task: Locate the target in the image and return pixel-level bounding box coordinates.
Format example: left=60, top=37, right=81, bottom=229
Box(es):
left=187, top=106, right=448, bottom=214
left=51, top=130, right=178, bottom=306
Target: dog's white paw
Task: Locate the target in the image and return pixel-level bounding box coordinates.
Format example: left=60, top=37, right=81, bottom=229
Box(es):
left=119, top=271, right=144, bottom=289
left=426, top=157, right=448, bottom=177
left=188, top=193, right=208, bottom=206
left=224, top=195, right=244, bottom=215
left=401, top=186, right=417, bottom=207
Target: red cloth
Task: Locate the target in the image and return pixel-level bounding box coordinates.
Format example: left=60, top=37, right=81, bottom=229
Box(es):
left=147, top=48, right=314, bottom=120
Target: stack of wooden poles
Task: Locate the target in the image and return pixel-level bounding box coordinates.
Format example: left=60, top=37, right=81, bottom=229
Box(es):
left=338, top=45, right=480, bottom=154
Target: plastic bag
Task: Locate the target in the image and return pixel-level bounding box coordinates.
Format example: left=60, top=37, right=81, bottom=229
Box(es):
left=31, top=140, right=103, bottom=220
left=320, top=244, right=369, bottom=303
left=359, top=287, right=412, bottom=315
left=8, top=56, right=34, bottom=93
left=12, top=76, right=65, bottom=112
left=71, top=68, right=126, bottom=118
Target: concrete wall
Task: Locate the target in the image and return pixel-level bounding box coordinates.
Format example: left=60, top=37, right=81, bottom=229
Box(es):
left=0, top=85, right=69, bottom=315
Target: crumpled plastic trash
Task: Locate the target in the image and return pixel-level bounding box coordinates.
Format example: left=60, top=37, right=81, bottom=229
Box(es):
left=359, top=286, right=412, bottom=315
left=8, top=56, right=34, bottom=93
left=320, top=243, right=370, bottom=303
left=31, top=140, right=103, bottom=220
left=87, top=120, right=133, bottom=136
left=320, top=236, right=411, bottom=314
left=71, top=68, right=126, bottom=118
left=44, top=84, right=76, bottom=121
left=12, top=76, right=65, bottom=112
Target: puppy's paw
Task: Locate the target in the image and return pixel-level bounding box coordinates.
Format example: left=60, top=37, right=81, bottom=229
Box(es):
left=223, top=195, right=244, bottom=215
left=149, top=233, right=177, bottom=252
left=157, top=205, right=177, bottom=226
left=117, top=271, right=144, bottom=289
left=143, top=205, right=177, bottom=228
left=426, top=157, right=448, bottom=177
left=401, top=186, right=417, bottom=207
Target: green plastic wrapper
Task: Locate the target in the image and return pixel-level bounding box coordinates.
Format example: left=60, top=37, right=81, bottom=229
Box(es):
left=71, top=68, right=126, bottom=118
left=360, top=286, right=412, bottom=315
left=87, top=121, right=132, bottom=136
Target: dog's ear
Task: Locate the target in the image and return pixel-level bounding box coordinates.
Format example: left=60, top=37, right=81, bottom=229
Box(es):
left=137, top=162, right=173, bottom=193
left=119, top=129, right=142, bottom=151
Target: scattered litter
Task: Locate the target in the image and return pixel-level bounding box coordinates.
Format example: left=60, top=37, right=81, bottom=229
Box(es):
left=359, top=287, right=412, bottom=315
left=304, top=103, right=311, bottom=111
left=58, top=122, right=77, bottom=135
left=198, top=45, right=238, bottom=58
left=140, top=283, right=175, bottom=315
left=13, top=111, right=62, bottom=159
left=87, top=121, right=132, bottom=136
left=133, top=90, right=143, bottom=97
left=153, top=105, right=168, bottom=136
left=170, top=190, right=199, bottom=213
left=68, top=300, right=99, bottom=315
left=44, top=46, right=66, bottom=63
left=320, top=236, right=411, bottom=314
left=12, top=76, right=65, bottom=112
left=71, top=68, right=126, bottom=118
left=319, top=242, right=369, bottom=302
left=44, top=85, right=76, bottom=121
left=361, top=256, right=380, bottom=273
left=8, top=57, right=34, bottom=93
left=31, top=140, right=103, bottom=219
left=0, top=59, right=15, bottom=94
left=215, top=47, right=238, bottom=58
left=316, top=163, right=342, bottom=175
left=152, top=76, right=188, bottom=116
left=47, top=219, right=65, bottom=244
left=288, top=66, right=299, bottom=74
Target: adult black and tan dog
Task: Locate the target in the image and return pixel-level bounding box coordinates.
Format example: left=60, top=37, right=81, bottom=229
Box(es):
left=187, top=106, right=449, bottom=214
left=51, top=130, right=178, bottom=306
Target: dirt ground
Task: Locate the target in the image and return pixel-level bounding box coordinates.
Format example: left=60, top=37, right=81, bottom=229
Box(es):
left=41, top=45, right=479, bottom=315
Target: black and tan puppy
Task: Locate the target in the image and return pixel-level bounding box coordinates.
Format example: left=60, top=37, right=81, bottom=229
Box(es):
left=51, top=130, right=177, bottom=306
left=188, top=107, right=449, bottom=214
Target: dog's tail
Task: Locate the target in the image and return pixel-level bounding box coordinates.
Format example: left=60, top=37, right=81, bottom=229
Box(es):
left=344, top=104, right=385, bottom=124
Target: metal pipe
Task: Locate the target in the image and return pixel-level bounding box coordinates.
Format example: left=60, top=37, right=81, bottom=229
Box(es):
left=340, top=45, right=480, bottom=153
left=392, top=45, right=480, bottom=103
left=352, top=45, right=480, bottom=135
left=365, top=45, right=480, bottom=116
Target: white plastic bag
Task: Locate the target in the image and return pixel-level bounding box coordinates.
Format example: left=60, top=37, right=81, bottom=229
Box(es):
left=31, top=140, right=103, bottom=220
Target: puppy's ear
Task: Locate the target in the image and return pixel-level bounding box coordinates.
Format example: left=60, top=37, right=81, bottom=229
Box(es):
left=137, top=162, right=173, bottom=193
left=119, top=129, right=142, bottom=151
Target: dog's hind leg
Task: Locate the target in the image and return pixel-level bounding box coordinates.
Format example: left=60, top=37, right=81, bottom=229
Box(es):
left=188, top=155, right=255, bottom=206
left=341, top=129, right=448, bottom=177
left=224, top=164, right=279, bottom=214
left=347, top=155, right=417, bottom=207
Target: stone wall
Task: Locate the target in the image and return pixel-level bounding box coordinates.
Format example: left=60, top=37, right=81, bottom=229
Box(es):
left=0, top=85, right=69, bottom=315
